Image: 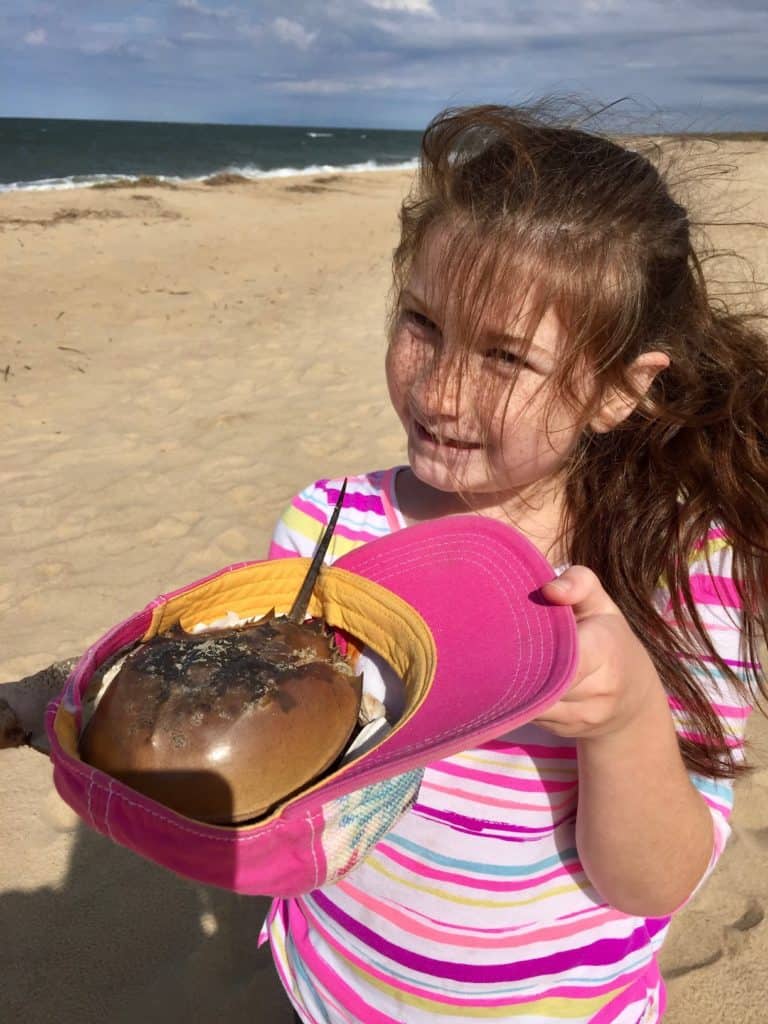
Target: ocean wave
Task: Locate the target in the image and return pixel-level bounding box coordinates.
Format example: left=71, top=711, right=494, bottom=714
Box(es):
left=306, top=131, right=334, bottom=138
left=0, top=158, right=418, bottom=193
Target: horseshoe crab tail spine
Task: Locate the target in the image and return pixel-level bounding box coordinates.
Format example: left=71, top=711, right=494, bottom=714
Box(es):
left=287, top=478, right=348, bottom=623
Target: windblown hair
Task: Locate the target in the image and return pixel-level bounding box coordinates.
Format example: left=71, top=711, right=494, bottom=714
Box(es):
left=390, top=103, right=768, bottom=778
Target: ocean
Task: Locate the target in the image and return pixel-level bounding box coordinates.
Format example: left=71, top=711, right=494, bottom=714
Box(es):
left=0, top=117, right=422, bottom=192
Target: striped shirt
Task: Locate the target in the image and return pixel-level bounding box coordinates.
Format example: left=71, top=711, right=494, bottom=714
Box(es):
left=264, top=468, right=752, bottom=1024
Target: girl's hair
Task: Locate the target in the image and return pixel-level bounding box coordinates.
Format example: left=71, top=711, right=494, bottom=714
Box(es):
left=390, top=102, right=768, bottom=778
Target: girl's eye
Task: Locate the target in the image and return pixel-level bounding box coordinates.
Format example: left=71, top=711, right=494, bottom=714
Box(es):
left=485, top=347, right=522, bottom=367
left=403, top=309, right=437, bottom=333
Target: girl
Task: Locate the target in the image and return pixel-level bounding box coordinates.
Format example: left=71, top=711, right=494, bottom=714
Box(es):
left=264, top=104, right=768, bottom=1022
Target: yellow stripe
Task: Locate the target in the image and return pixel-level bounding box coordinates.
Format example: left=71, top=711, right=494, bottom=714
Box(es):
left=365, top=855, right=582, bottom=908
left=693, top=536, right=730, bottom=565
left=282, top=505, right=364, bottom=557
left=346, top=959, right=625, bottom=1018
left=657, top=534, right=730, bottom=591
left=456, top=751, right=577, bottom=776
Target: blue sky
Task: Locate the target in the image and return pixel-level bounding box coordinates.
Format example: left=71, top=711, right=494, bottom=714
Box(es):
left=3, top=1, right=767, bottom=130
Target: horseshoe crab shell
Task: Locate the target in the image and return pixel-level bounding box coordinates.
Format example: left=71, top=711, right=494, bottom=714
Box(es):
left=79, top=616, right=362, bottom=824
left=78, top=481, right=368, bottom=825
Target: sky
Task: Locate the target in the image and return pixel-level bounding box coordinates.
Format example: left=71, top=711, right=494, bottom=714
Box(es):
left=2, top=1, right=767, bottom=130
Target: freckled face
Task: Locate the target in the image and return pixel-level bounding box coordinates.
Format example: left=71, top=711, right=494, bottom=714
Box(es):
left=386, top=247, right=589, bottom=504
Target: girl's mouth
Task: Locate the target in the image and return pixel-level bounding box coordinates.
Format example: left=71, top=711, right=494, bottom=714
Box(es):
left=414, top=420, right=482, bottom=451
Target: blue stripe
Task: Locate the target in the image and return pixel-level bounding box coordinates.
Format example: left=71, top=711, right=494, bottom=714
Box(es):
left=385, top=833, right=579, bottom=877
left=690, top=774, right=734, bottom=805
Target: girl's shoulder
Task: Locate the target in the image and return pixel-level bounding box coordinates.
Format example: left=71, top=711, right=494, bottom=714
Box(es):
left=655, top=521, right=748, bottom=689
left=269, top=469, right=402, bottom=561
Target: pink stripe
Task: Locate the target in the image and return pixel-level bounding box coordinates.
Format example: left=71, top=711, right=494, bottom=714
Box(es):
left=292, top=493, right=329, bottom=526
left=482, top=739, right=577, bottom=759
left=291, top=495, right=383, bottom=544
left=294, top=898, right=647, bottom=1008
left=376, top=841, right=580, bottom=892
left=421, top=778, right=576, bottom=813
left=379, top=467, right=405, bottom=533
left=589, top=974, right=652, bottom=1023
left=678, top=652, right=758, bottom=670
left=432, top=760, right=577, bottom=793
left=286, top=901, right=420, bottom=1023
left=668, top=696, right=751, bottom=718
left=335, top=880, right=624, bottom=948
left=688, top=574, right=743, bottom=609
left=676, top=729, right=743, bottom=748
left=701, top=793, right=732, bottom=816
left=267, top=541, right=300, bottom=559
left=331, top=523, right=385, bottom=544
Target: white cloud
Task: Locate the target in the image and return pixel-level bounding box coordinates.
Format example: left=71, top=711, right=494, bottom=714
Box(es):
left=365, top=0, right=437, bottom=13
left=272, top=71, right=422, bottom=95
left=582, top=0, right=623, bottom=11
left=272, top=17, right=317, bottom=50
left=273, top=78, right=356, bottom=95
left=24, top=28, right=48, bottom=46
left=176, top=0, right=238, bottom=18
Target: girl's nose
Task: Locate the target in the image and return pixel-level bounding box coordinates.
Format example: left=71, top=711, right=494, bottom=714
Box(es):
left=412, top=350, right=466, bottom=418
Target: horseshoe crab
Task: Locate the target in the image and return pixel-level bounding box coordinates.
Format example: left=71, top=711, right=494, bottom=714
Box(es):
left=79, top=482, right=366, bottom=824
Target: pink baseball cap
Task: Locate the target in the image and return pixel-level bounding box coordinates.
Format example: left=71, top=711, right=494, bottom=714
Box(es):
left=47, top=515, right=577, bottom=896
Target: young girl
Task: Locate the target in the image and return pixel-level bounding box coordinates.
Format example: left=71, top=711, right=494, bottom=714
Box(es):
left=264, top=104, right=768, bottom=1023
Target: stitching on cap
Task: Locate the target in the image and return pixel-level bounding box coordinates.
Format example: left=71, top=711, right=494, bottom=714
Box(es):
left=342, top=533, right=558, bottom=766
left=104, top=779, right=115, bottom=841
left=60, top=755, right=328, bottom=844
left=86, top=773, right=96, bottom=828
left=307, top=811, right=320, bottom=888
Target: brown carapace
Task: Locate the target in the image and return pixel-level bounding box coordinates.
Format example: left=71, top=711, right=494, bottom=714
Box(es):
left=79, top=481, right=363, bottom=824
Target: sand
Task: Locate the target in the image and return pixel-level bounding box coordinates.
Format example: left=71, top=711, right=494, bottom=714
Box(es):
left=1, top=145, right=767, bottom=1022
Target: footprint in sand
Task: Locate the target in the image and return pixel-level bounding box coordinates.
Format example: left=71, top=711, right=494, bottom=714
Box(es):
left=722, top=898, right=765, bottom=956
left=139, top=516, right=193, bottom=543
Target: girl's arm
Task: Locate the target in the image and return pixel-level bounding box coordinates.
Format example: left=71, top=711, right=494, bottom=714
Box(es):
left=537, top=562, right=746, bottom=918
left=573, top=674, right=715, bottom=918
left=0, top=659, right=77, bottom=753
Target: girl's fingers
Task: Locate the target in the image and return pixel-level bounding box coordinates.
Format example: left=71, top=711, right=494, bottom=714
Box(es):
left=539, top=565, right=619, bottom=622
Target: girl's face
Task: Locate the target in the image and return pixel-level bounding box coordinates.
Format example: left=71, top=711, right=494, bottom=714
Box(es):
left=386, top=243, right=588, bottom=508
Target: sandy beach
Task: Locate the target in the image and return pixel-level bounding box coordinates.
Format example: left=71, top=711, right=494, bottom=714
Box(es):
left=2, top=147, right=767, bottom=1022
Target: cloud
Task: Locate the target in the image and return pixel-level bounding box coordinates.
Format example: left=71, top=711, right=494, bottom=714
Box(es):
left=175, top=0, right=238, bottom=18
left=271, top=69, right=430, bottom=96
left=273, top=78, right=357, bottom=95
left=364, top=0, right=437, bottom=14
left=23, top=28, right=47, bottom=46
left=271, top=17, right=317, bottom=51
left=4, top=0, right=768, bottom=131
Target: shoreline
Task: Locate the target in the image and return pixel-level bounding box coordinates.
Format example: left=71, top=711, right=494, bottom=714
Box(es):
left=6, top=128, right=768, bottom=195
left=0, top=160, right=421, bottom=195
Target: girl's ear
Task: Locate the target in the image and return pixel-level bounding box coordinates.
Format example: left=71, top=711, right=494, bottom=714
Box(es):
left=589, top=351, right=670, bottom=434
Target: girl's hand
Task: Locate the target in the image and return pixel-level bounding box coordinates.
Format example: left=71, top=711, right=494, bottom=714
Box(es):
left=0, top=698, right=28, bottom=748
left=0, top=658, right=78, bottom=754
left=534, top=566, right=664, bottom=740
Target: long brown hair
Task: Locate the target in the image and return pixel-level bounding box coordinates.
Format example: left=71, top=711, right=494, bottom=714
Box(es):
left=390, top=103, right=768, bottom=778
